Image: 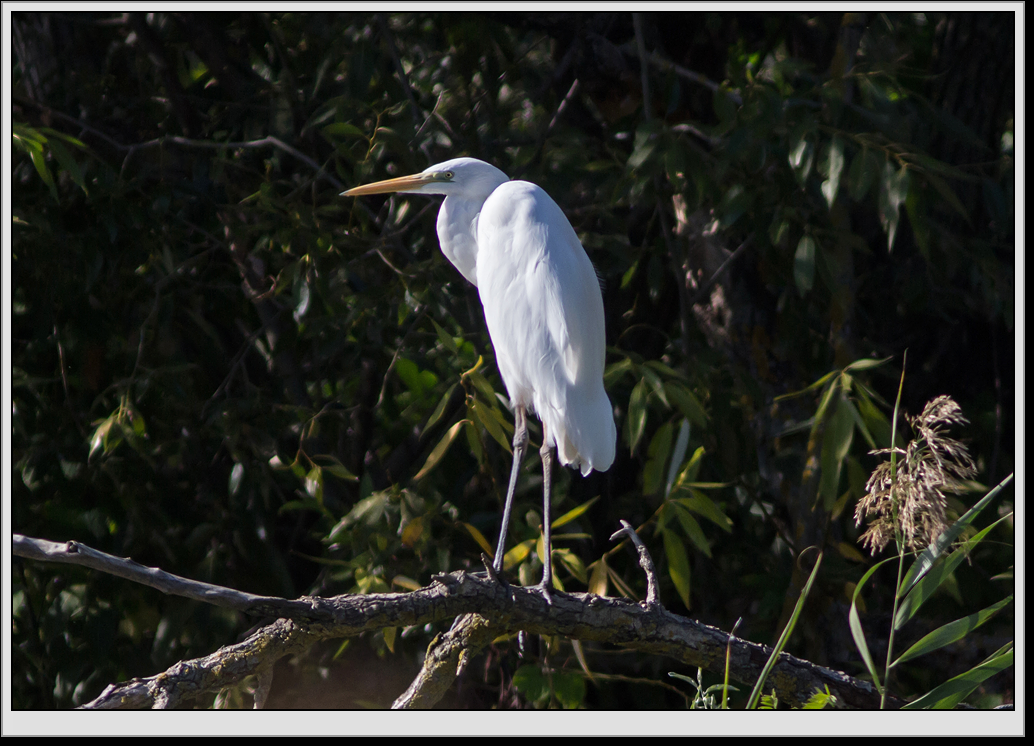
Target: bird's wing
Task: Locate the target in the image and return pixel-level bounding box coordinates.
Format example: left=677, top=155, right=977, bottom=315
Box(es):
left=478, top=181, right=614, bottom=472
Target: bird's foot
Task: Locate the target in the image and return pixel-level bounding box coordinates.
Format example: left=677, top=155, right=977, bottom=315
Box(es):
left=532, top=579, right=554, bottom=606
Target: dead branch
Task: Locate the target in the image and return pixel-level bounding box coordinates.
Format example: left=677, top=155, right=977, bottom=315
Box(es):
left=15, top=532, right=894, bottom=710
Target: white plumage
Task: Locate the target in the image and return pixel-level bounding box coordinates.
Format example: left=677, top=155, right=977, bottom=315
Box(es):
left=343, top=157, right=616, bottom=593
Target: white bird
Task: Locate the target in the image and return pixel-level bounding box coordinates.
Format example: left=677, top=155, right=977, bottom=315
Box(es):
left=343, top=157, right=616, bottom=595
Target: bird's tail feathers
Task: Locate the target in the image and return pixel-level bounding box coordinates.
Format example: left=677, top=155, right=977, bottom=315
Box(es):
left=550, top=390, right=616, bottom=476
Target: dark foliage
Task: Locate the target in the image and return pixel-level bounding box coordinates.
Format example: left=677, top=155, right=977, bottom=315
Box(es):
left=10, top=11, right=1014, bottom=709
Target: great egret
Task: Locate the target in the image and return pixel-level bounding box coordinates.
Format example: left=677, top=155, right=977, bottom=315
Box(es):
left=343, top=157, right=616, bottom=596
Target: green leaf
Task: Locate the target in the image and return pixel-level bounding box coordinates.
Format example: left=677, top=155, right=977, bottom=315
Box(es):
left=662, top=528, right=691, bottom=609
left=713, top=86, right=737, bottom=125
left=673, top=491, right=733, bottom=532
left=643, top=421, right=673, bottom=496
left=902, top=644, right=1013, bottom=710
left=423, top=383, right=457, bottom=433
left=896, top=512, right=1013, bottom=629
left=670, top=446, right=705, bottom=487
left=551, top=496, right=599, bottom=529
left=818, top=393, right=855, bottom=509
left=923, top=172, right=971, bottom=223
left=431, top=318, right=459, bottom=354
left=470, top=397, right=511, bottom=452
left=46, top=138, right=88, bottom=195
left=664, top=381, right=707, bottom=427
left=802, top=686, right=837, bottom=710
left=312, top=455, right=360, bottom=482
left=465, top=368, right=499, bottom=405
left=905, top=180, right=931, bottom=257
left=718, top=183, right=750, bottom=228
left=788, top=133, right=814, bottom=185
left=899, top=474, right=1013, bottom=598
left=626, top=377, right=650, bottom=454
left=460, top=521, right=494, bottom=557
left=794, top=235, right=817, bottom=295
left=342, top=490, right=388, bottom=528
left=322, top=122, right=368, bottom=139
left=553, top=670, right=586, bottom=709
left=628, top=122, right=662, bottom=170
left=639, top=364, right=669, bottom=407
left=228, top=463, right=244, bottom=496
left=843, top=357, right=892, bottom=373
left=894, top=595, right=1012, bottom=667
left=556, top=548, right=588, bottom=583
left=665, top=419, right=691, bottom=496
left=29, top=148, right=59, bottom=202
left=304, top=465, right=324, bottom=502
left=464, top=419, right=484, bottom=463
left=848, top=147, right=879, bottom=201
left=394, top=357, right=424, bottom=396
left=414, top=419, right=468, bottom=480
left=821, top=135, right=845, bottom=209
left=748, top=552, right=823, bottom=709
left=604, top=357, right=633, bottom=387
left=89, top=417, right=115, bottom=459
left=670, top=501, right=711, bottom=557
left=878, top=162, right=910, bottom=251
left=512, top=665, right=549, bottom=705
left=849, top=557, right=899, bottom=694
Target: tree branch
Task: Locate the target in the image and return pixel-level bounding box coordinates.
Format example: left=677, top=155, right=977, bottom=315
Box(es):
left=15, top=533, right=896, bottom=710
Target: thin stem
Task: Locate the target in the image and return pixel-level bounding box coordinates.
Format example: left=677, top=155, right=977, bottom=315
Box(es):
left=882, top=545, right=906, bottom=709
left=880, top=350, right=908, bottom=709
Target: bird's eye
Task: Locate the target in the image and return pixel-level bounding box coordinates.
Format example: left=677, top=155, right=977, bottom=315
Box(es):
left=443, top=171, right=454, bottom=179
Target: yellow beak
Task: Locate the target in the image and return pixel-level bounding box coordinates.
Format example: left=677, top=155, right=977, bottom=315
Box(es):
left=341, top=172, right=439, bottom=197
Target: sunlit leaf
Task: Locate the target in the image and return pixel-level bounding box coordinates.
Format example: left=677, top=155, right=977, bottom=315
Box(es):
left=821, top=135, right=845, bottom=209
left=551, top=496, right=599, bottom=529
left=662, top=528, right=691, bottom=610
left=643, top=421, right=673, bottom=496
left=664, top=382, right=707, bottom=428
left=228, top=463, right=244, bottom=496
left=794, top=235, right=817, bottom=296
left=902, top=644, right=1013, bottom=710
left=470, top=397, right=512, bottom=452
left=460, top=521, right=494, bottom=557
left=818, top=393, right=855, bottom=509
left=414, top=420, right=468, bottom=480
left=588, top=558, right=609, bottom=597
left=626, top=377, right=650, bottom=454
left=878, top=161, right=910, bottom=251
left=894, top=595, right=1012, bottom=667
left=671, top=501, right=711, bottom=557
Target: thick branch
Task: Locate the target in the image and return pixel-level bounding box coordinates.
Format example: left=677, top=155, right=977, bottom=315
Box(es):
left=17, top=533, right=894, bottom=710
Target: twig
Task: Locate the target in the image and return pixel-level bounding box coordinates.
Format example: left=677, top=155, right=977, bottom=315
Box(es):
left=633, top=13, right=651, bottom=121
left=15, top=98, right=345, bottom=192
left=121, top=135, right=345, bottom=192
left=53, top=326, right=87, bottom=437
left=378, top=13, right=422, bottom=131
left=203, top=307, right=285, bottom=418
left=611, top=520, right=661, bottom=606
left=624, top=44, right=743, bottom=106
left=690, top=235, right=752, bottom=306
left=512, top=78, right=582, bottom=180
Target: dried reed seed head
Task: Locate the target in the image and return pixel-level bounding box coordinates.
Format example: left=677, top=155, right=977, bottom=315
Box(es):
left=855, top=396, right=976, bottom=555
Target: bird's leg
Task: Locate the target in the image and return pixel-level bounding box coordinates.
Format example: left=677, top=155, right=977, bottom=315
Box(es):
left=493, top=405, right=528, bottom=574
left=536, top=424, right=555, bottom=604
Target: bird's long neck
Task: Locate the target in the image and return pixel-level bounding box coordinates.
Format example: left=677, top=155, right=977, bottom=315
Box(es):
left=437, top=194, right=487, bottom=287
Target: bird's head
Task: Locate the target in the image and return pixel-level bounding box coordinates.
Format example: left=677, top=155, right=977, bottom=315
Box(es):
left=342, top=157, right=508, bottom=200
